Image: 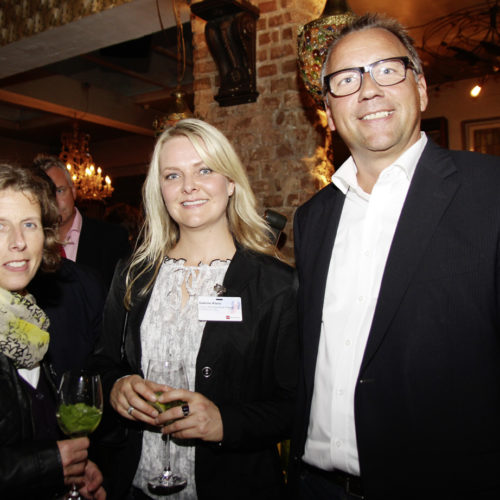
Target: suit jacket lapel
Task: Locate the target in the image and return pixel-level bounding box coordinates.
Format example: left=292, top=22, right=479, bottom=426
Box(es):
left=298, top=185, right=345, bottom=394
left=360, top=142, right=461, bottom=373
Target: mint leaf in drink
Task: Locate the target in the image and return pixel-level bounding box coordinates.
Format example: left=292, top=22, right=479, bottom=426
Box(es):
left=148, top=391, right=186, bottom=414
left=57, top=403, right=102, bottom=437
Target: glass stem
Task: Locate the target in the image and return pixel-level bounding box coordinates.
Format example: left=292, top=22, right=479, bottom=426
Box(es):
left=162, top=432, right=172, bottom=481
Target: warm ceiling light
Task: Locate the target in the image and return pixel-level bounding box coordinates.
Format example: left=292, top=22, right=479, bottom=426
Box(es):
left=470, top=84, right=482, bottom=97
left=59, top=122, right=113, bottom=201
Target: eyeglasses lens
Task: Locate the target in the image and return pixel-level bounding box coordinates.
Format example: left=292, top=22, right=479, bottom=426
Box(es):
left=328, top=58, right=407, bottom=97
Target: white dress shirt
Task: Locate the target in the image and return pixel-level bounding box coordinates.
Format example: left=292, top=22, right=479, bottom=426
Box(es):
left=303, top=133, right=428, bottom=475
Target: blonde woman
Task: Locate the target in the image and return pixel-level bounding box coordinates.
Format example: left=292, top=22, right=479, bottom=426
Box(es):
left=92, top=119, right=298, bottom=500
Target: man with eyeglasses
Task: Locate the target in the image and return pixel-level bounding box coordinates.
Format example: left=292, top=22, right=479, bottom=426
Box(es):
left=33, top=154, right=130, bottom=289
left=289, top=13, right=500, bottom=500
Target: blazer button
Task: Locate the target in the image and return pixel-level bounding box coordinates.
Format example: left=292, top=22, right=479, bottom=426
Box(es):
left=202, top=366, right=212, bottom=378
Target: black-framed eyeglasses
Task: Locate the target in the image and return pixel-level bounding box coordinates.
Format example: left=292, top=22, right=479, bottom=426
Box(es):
left=323, top=56, right=415, bottom=97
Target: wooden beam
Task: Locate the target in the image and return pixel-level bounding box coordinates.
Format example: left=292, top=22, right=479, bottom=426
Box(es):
left=0, top=0, right=190, bottom=79
left=0, top=74, right=157, bottom=136
left=0, top=88, right=154, bottom=136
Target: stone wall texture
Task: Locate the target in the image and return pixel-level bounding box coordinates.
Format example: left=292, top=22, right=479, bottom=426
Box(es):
left=0, top=0, right=132, bottom=46
left=191, top=0, right=333, bottom=260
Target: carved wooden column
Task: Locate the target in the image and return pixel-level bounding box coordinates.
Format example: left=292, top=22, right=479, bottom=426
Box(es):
left=191, top=0, right=259, bottom=106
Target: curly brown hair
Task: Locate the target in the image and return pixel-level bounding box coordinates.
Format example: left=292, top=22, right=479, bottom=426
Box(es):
left=0, top=163, right=61, bottom=272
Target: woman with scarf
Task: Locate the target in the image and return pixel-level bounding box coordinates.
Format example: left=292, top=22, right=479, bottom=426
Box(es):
left=91, top=119, right=298, bottom=500
left=0, top=163, right=105, bottom=499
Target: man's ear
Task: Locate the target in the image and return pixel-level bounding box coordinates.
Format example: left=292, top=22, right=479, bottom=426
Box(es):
left=416, top=74, right=428, bottom=113
left=325, top=100, right=337, bottom=132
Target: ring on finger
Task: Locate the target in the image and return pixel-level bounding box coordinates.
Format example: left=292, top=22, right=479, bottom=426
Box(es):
left=181, top=404, right=189, bottom=417
left=127, top=405, right=135, bottom=416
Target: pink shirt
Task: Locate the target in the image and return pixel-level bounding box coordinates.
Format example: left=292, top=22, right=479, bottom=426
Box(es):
left=62, top=208, right=83, bottom=262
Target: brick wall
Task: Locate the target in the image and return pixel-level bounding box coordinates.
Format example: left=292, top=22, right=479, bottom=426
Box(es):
left=191, top=0, right=332, bottom=260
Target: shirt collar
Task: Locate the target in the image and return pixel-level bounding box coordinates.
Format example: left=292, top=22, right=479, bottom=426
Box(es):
left=68, top=207, right=83, bottom=235
left=332, top=132, right=428, bottom=195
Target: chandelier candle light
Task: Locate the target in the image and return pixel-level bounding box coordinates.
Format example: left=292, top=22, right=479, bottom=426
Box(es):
left=59, top=122, right=113, bottom=201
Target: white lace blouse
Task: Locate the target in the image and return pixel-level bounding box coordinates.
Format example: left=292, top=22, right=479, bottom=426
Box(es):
left=133, top=257, right=230, bottom=499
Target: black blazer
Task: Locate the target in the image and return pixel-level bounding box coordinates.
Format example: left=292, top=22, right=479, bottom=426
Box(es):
left=77, top=216, right=131, bottom=290
left=290, top=141, right=500, bottom=499
left=30, top=258, right=105, bottom=381
left=90, top=247, right=298, bottom=499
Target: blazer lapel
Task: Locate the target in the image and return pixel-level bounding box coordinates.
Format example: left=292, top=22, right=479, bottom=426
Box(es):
left=197, top=247, right=255, bottom=363
left=360, top=142, right=461, bottom=373
left=298, top=185, right=345, bottom=394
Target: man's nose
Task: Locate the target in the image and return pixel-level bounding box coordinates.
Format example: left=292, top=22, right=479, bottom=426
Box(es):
left=358, top=71, right=384, bottom=99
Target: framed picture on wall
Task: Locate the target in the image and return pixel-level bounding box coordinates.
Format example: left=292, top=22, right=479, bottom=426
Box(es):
left=462, top=117, right=500, bottom=156
left=422, top=117, right=448, bottom=148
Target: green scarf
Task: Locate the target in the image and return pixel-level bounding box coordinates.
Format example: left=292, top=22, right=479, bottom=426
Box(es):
left=0, top=287, right=50, bottom=369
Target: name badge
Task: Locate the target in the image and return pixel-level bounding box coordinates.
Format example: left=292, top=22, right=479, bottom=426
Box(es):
left=198, top=296, right=242, bottom=322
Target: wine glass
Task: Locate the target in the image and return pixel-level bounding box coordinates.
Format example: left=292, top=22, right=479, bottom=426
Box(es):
left=56, top=370, right=103, bottom=499
left=146, top=358, right=189, bottom=494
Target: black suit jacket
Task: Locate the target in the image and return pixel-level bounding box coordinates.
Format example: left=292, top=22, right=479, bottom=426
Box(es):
left=76, top=216, right=131, bottom=290
left=290, top=141, right=500, bottom=499
left=29, top=258, right=106, bottom=381
left=90, top=247, right=298, bottom=499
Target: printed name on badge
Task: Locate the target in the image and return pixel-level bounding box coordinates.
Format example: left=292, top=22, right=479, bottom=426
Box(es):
left=198, top=296, right=242, bottom=322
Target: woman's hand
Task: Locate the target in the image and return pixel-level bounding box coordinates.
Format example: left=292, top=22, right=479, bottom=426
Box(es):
left=110, top=374, right=170, bottom=426
left=78, top=460, right=106, bottom=500
left=157, top=389, right=223, bottom=442
left=57, top=437, right=89, bottom=485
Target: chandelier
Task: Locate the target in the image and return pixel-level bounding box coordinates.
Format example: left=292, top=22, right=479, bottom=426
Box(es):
left=59, top=122, right=114, bottom=201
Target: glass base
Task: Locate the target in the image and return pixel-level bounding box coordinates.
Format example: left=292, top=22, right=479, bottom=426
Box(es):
left=148, top=474, right=187, bottom=495
left=66, top=483, right=81, bottom=499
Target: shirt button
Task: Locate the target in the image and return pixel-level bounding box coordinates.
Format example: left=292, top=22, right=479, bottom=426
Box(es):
left=357, top=296, right=364, bottom=302
left=336, top=440, right=342, bottom=448
left=345, top=339, right=351, bottom=346
left=337, top=389, right=345, bottom=396
left=202, top=366, right=212, bottom=378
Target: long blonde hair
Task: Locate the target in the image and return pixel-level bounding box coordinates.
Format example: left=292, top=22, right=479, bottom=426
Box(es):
left=124, top=119, right=275, bottom=308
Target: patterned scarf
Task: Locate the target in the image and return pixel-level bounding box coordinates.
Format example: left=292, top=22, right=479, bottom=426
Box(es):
left=0, top=287, right=50, bottom=369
